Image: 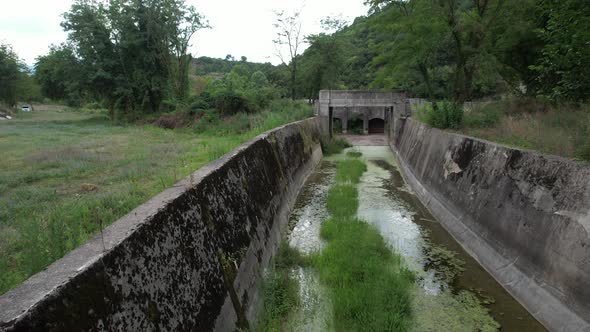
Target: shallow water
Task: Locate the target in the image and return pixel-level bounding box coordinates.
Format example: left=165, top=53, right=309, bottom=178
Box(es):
left=284, top=145, right=546, bottom=331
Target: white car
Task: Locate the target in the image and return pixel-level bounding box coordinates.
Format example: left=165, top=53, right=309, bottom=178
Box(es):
left=21, top=105, right=32, bottom=112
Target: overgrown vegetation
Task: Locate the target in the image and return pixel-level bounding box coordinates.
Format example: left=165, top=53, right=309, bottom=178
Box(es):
left=0, top=103, right=312, bottom=295
left=415, top=101, right=464, bottom=129
left=256, top=242, right=307, bottom=331
left=413, top=97, right=590, bottom=162
left=320, top=137, right=351, bottom=156
left=345, top=150, right=362, bottom=158
left=313, top=158, right=414, bottom=331
left=0, top=44, right=41, bottom=108
left=458, top=99, right=590, bottom=162
left=256, top=157, right=415, bottom=331
left=335, top=159, right=367, bottom=184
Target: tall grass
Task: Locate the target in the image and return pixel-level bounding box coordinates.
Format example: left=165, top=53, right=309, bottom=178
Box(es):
left=321, top=137, right=351, bottom=156
left=335, top=159, right=367, bottom=184
left=193, top=99, right=313, bottom=138
left=313, top=158, right=414, bottom=331
left=0, top=101, right=313, bottom=295
left=257, top=242, right=308, bottom=331
left=415, top=101, right=464, bottom=129
left=413, top=98, right=590, bottom=162
left=458, top=99, right=590, bottom=162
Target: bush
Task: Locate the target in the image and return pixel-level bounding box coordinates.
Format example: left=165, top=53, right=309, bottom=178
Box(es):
left=416, top=101, right=464, bottom=129
left=188, top=95, right=211, bottom=114
left=463, top=104, right=502, bottom=128
left=84, top=101, right=102, bottom=110
left=321, top=137, right=351, bottom=155
left=210, top=90, right=251, bottom=115
left=193, top=109, right=221, bottom=133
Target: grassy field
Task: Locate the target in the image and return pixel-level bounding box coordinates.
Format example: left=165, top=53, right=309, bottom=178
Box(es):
left=0, top=102, right=313, bottom=295
left=459, top=99, right=590, bottom=162
left=414, top=98, right=590, bottom=162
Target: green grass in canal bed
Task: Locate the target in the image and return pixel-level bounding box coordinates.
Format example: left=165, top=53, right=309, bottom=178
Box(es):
left=313, top=158, right=415, bottom=331
left=256, top=242, right=308, bottom=331
left=326, top=185, right=359, bottom=218
left=335, top=158, right=367, bottom=184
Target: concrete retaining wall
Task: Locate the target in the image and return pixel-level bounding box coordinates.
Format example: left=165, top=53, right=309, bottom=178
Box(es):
left=389, top=118, right=590, bottom=331
left=0, top=118, right=325, bottom=331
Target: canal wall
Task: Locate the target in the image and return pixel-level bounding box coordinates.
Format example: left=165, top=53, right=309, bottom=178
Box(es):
left=389, top=117, right=590, bottom=331
left=0, top=118, right=325, bottom=331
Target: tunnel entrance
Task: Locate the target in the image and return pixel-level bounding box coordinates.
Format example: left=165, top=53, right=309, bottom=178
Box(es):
left=348, top=118, right=364, bottom=135
left=333, top=118, right=343, bottom=134
left=368, top=118, right=385, bottom=134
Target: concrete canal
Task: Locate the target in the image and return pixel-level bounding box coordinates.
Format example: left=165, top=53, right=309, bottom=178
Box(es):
left=263, top=144, right=546, bottom=331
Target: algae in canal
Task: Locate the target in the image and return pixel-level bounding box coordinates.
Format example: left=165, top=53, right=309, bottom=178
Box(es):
left=354, top=145, right=545, bottom=332
left=258, top=145, right=546, bottom=331
left=257, top=161, right=335, bottom=331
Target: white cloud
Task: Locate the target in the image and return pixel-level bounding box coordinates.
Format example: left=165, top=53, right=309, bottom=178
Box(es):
left=0, top=0, right=368, bottom=66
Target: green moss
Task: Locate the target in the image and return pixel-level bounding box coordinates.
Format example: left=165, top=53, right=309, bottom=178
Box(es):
left=423, top=243, right=466, bottom=285
left=346, top=150, right=362, bottom=158
left=411, top=288, right=500, bottom=332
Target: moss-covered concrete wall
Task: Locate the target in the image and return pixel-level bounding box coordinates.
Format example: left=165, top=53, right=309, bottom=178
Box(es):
left=0, top=118, right=325, bottom=331
left=389, top=117, right=590, bottom=331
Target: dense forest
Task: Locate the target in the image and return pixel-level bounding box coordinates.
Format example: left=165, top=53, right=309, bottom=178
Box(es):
left=1, top=0, right=589, bottom=118
left=294, top=0, right=590, bottom=104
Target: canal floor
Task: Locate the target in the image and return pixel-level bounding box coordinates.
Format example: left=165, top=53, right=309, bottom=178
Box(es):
left=284, top=145, right=546, bottom=331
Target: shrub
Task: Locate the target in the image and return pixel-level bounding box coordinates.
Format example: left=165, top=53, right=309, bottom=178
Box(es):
left=463, top=104, right=502, bottom=128
left=416, top=101, right=464, bottom=129
left=321, top=137, right=351, bottom=155
left=84, top=101, right=102, bottom=110
left=193, top=109, right=221, bottom=133
left=211, top=90, right=251, bottom=115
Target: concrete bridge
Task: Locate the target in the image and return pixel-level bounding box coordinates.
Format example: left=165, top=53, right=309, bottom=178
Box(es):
left=316, top=90, right=410, bottom=136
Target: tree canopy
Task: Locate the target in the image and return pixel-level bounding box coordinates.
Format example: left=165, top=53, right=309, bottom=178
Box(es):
left=291, top=0, right=590, bottom=104
left=41, top=0, right=208, bottom=118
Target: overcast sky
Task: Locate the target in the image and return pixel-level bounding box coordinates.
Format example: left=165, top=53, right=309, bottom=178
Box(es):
left=0, top=0, right=369, bottom=66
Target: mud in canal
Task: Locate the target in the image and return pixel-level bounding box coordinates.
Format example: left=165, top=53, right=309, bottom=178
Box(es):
left=266, top=145, right=546, bottom=331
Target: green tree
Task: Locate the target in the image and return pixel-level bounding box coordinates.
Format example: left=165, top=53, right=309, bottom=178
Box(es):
left=0, top=44, right=21, bottom=107
left=15, top=70, right=42, bottom=104
left=298, top=18, right=348, bottom=101
left=62, top=0, right=207, bottom=119
left=273, top=9, right=305, bottom=100
left=368, top=1, right=451, bottom=102
left=35, top=44, right=85, bottom=105
left=532, top=0, right=590, bottom=102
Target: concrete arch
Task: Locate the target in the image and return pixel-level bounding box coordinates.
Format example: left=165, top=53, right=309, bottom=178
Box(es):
left=368, top=118, right=385, bottom=134
left=348, top=117, right=364, bottom=135
left=332, top=117, right=343, bottom=134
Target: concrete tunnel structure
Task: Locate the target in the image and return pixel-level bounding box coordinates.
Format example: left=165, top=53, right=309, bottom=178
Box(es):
left=1, top=90, right=589, bottom=331
left=316, top=90, right=410, bottom=136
